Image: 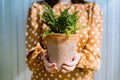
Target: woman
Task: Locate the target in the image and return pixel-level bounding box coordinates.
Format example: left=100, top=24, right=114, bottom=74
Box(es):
left=25, top=0, right=103, bottom=80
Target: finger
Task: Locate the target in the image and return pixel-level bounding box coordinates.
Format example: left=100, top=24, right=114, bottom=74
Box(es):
left=46, top=66, right=58, bottom=73
left=61, top=69, right=70, bottom=73
left=63, top=60, right=76, bottom=67
left=62, top=65, right=75, bottom=72
left=44, top=58, right=54, bottom=68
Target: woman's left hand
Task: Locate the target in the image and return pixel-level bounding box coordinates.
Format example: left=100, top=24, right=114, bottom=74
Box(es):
left=61, top=52, right=81, bottom=73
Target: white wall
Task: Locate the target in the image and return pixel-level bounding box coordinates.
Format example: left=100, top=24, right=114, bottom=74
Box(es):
left=0, top=0, right=120, bottom=80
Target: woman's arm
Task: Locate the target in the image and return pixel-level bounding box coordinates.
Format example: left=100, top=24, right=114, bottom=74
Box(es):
left=25, top=2, right=46, bottom=71
left=76, top=2, right=103, bottom=71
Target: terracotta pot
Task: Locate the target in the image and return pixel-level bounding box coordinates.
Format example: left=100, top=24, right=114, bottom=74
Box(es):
left=44, top=33, right=80, bottom=71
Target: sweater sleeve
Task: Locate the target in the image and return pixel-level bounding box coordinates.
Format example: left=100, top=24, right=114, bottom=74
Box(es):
left=25, top=2, right=46, bottom=71
left=76, top=2, right=103, bottom=71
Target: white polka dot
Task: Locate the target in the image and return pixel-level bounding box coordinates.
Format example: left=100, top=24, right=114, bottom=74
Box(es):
left=98, top=24, right=101, bottom=27
left=79, top=19, right=82, bottom=22
left=39, top=6, right=42, bottom=9
left=28, top=44, right=31, bottom=48
left=101, top=28, right=103, bottom=31
left=32, top=22, right=35, bottom=26
left=86, top=44, right=89, bottom=47
left=98, top=16, right=101, bottom=19
left=40, top=34, right=42, bottom=37
left=32, top=31, right=34, bottom=34
left=75, top=46, right=78, bottom=50
left=36, top=75, right=38, bottom=78
left=86, top=20, right=88, bottom=23
left=72, top=77, right=75, bottom=80
left=38, top=64, right=40, bottom=66
left=34, top=9, right=37, bottom=13
left=81, top=5, right=84, bottom=9
left=83, top=31, right=87, bottom=34
left=29, top=28, right=32, bottom=32
left=95, top=36, right=98, bottom=39
left=59, top=74, right=62, bottom=78
left=96, top=19, right=99, bottom=23
left=55, top=78, right=58, bottom=80
left=33, top=3, right=38, bottom=7
left=75, top=73, right=79, bottom=76
left=93, top=15, right=96, bottom=18
left=35, top=33, right=37, bottom=36
left=97, top=32, right=100, bottom=35
left=42, top=70, right=44, bottom=72
left=91, top=40, right=94, bottom=43
left=92, top=31, right=95, bottom=35
left=95, top=28, right=98, bottom=31
left=26, top=49, right=28, bottom=52
left=35, top=24, right=38, bottom=28
left=26, top=32, right=28, bottom=36
left=41, top=56, right=43, bottom=59
left=71, top=6, right=74, bottom=9
left=41, top=78, right=43, bottom=80
left=97, top=40, right=100, bottom=44
left=80, top=10, right=83, bottom=13
left=44, top=73, right=47, bottom=76
left=34, top=41, right=37, bottom=44
left=88, top=77, right=91, bottom=80
left=82, top=40, right=85, bottom=43
left=40, top=62, right=42, bottom=64
left=28, top=17, right=30, bottom=20
left=90, top=56, right=93, bottom=60
left=86, top=35, right=88, bottom=38
left=80, top=34, right=83, bottom=38
left=35, top=17, right=37, bottom=20
left=33, top=63, right=36, bottom=65
left=50, top=74, right=53, bottom=77
left=89, top=13, right=92, bottom=17
left=92, top=23, right=95, bottom=26
left=76, top=30, right=80, bottom=33
left=85, top=12, right=87, bottom=15
left=78, top=43, right=81, bottom=46
left=29, top=36, right=31, bottom=39
left=26, top=25, right=29, bottom=28
left=79, top=48, right=82, bottom=50
left=25, top=41, right=28, bottom=44
left=81, top=16, right=85, bottom=20
left=67, top=74, right=71, bottom=77
left=31, top=15, right=33, bottom=18
left=53, top=9, right=55, bottom=12
left=47, top=78, right=50, bottom=80
left=96, top=48, right=100, bottom=52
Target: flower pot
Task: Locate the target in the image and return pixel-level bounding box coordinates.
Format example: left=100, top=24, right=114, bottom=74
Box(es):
left=44, top=32, right=80, bottom=71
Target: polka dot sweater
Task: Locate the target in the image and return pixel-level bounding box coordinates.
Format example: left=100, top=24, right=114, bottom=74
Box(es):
left=25, top=1, right=103, bottom=80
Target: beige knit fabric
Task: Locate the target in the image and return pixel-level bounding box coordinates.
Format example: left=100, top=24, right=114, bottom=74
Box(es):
left=25, top=1, right=103, bottom=80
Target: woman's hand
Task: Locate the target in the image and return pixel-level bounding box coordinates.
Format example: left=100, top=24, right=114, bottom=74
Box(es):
left=61, top=52, right=81, bottom=73
left=43, top=52, right=59, bottom=73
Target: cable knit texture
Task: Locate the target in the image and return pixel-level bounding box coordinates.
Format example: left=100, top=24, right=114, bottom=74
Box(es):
left=25, top=1, right=103, bottom=80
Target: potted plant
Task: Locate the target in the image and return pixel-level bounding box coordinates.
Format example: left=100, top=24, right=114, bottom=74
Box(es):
left=40, top=2, right=87, bottom=71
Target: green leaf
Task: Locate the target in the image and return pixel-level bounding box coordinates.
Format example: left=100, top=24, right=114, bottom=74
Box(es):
left=43, top=30, right=52, bottom=38
left=41, top=2, right=87, bottom=37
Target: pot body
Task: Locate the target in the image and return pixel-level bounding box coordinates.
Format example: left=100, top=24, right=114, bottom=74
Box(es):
left=44, top=33, right=80, bottom=71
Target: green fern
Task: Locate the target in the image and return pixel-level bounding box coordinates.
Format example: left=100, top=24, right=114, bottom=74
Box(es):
left=41, top=2, right=88, bottom=38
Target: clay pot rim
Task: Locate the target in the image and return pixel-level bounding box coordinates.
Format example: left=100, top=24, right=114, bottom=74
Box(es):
left=44, top=32, right=80, bottom=41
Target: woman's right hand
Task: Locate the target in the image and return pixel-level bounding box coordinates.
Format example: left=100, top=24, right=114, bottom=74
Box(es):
left=43, top=51, right=59, bottom=73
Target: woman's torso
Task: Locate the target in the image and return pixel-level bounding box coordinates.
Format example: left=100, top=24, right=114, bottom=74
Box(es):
left=31, top=1, right=95, bottom=80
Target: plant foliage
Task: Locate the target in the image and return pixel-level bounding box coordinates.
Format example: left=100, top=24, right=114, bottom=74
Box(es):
left=41, top=2, right=87, bottom=38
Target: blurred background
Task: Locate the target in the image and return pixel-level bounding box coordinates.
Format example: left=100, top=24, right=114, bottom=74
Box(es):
left=0, top=0, right=120, bottom=80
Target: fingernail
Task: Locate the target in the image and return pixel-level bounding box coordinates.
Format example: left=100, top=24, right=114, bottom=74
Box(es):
left=53, top=63, right=56, bottom=66
left=54, top=67, right=57, bottom=70
left=62, top=70, right=65, bottom=73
